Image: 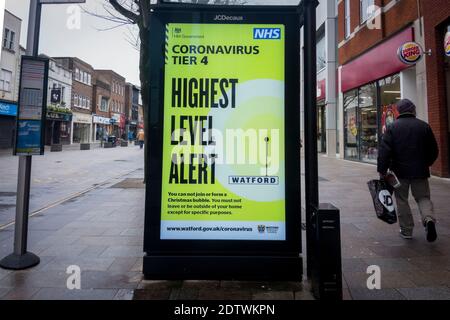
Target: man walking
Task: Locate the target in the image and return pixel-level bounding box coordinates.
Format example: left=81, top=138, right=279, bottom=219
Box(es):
left=378, top=99, right=439, bottom=242
left=137, top=129, right=145, bottom=149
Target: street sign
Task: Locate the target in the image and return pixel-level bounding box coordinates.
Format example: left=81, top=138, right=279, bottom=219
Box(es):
left=50, top=88, right=61, bottom=104
left=14, top=56, right=49, bottom=156
left=144, top=5, right=301, bottom=280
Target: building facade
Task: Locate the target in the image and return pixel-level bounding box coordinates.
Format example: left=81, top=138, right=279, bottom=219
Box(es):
left=421, top=0, right=450, bottom=177
left=0, top=10, right=21, bottom=149
left=95, top=70, right=126, bottom=140
left=125, top=83, right=140, bottom=141
left=92, top=72, right=112, bottom=142
left=54, top=57, right=94, bottom=144
left=337, top=0, right=429, bottom=167
left=300, top=0, right=338, bottom=157
left=41, top=55, right=73, bottom=145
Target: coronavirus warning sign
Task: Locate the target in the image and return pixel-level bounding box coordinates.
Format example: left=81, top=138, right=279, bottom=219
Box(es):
left=160, top=23, right=286, bottom=240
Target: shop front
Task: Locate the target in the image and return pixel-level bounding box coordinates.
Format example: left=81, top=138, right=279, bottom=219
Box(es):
left=72, top=112, right=92, bottom=144
left=45, top=109, right=72, bottom=145
left=111, top=113, right=125, bottom=140
left=0, top=101, right=17, bottom=149
left=341, top=27, right=418, bottom=164
left=93, top=114, right=111, bottom=141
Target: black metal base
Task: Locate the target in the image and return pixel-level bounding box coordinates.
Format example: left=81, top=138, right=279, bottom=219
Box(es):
left=0, top=252, right=40, bottom=270
left=143, top=255, right=302, bottom=280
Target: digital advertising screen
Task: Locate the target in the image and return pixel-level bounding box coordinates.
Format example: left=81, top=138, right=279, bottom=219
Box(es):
left=160, top=23, right=286, bottom=241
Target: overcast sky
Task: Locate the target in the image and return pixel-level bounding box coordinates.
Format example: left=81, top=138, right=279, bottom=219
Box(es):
left=5, top=0, right=141, bottom=85
left=5, top=0, right=301, bottom=86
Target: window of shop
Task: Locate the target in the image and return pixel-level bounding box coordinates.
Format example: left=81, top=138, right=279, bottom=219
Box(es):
left=379, top=74, right=401, bottom=134
left=343, top=74, right=401, bottom=164
left=359, top=83, right=377, bottom=163
left=344, top=89, right=358, bottom=160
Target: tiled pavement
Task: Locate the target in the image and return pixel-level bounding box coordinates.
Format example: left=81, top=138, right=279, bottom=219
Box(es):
left=317, top=155, right=450, bottom=300
left=0, top=155, right=449, bottom=300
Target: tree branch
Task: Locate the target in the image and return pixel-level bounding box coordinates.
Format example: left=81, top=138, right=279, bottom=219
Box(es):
left=109, top=0, right=139, bottom=23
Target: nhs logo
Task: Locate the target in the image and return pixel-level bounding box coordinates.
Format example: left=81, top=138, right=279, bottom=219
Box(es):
left=253, top=28, right=281, bottom=40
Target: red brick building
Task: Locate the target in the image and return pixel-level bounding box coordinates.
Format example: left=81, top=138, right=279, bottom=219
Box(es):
left=337, top=0, right=449, bottom=177
left=421, top=0, right=450, bottom=177
left=94, top=70, right=126, bottom=139
left=54, top=57, right=94, bottom=144
left=92, top=73, right=112, bottom=142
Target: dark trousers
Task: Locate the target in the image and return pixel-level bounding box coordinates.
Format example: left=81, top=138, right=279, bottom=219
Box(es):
left=139, top=140, right=144, bottom=149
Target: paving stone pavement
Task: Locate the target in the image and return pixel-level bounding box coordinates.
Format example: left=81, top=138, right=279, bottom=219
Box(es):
left=315, top=155, right=450, bottom=300
left=0, top=154, right=449, bottom=300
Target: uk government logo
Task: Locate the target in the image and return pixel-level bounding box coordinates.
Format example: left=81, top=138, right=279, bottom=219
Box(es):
left=257, top=225, right=279, bottom=234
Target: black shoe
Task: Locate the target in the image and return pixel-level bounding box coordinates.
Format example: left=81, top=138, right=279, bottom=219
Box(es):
left=425, top=220, right=437, bottom=242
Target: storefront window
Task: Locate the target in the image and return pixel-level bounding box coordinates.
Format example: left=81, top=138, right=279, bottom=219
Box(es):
left=343, top=73, right=401, bottom=164
left=379, top=74, right=401, bottom=134
left=359, top=83, right=378, bottom=163
left=344, top=90, right=358, bottom=160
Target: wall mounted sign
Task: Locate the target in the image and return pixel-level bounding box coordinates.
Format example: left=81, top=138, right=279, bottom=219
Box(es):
left=50, top=88, right=61, bottom=104
left=0, top=101, right=17, bottom=116
left=93, top=115, right=111, bottom=125
left=46, top=111, right=72, bottom=122
left=14, top=56, right=49, bottom=156
left=397, top=41, right=423, bottom=65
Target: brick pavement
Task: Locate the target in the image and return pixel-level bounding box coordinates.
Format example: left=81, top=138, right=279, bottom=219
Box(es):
left=0, top=155, right=449, bottom=300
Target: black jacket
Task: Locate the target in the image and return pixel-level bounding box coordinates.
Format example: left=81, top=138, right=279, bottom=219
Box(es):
left=377, top=114, right=439, bottom=179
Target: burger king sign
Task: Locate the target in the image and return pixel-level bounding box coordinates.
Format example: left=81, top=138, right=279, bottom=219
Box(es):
left=398, top=42, right=423, bottom=65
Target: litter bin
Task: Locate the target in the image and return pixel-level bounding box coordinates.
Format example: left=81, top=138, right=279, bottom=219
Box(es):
left=108, top=136, right=117, bottom=146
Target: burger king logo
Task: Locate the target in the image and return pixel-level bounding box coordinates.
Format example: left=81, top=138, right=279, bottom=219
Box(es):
left=398, top=42, right=423, bottom=65
left=445, top=31, right=450, bottom=57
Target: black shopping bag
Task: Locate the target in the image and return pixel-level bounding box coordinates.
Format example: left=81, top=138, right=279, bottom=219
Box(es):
left=367, top=179, right=397, bottom=224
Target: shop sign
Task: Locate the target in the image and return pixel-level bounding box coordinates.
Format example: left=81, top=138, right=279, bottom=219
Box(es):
left=111, top=113, right=120, bottom=125
left=0, top=101, right=17, bottom=116
left=46, top=111, right=72, bottom=122
left=445, top=30, right=450, bottom=57
left=93, top=115, right=111, bottom=125
left=397, top=42, right=423, bottom=65
left=73, top=112, right=92, bottom=124
left=50, top=89, right=61, bottom=104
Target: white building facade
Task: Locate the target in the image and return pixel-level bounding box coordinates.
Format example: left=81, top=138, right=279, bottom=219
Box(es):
left=300, top=0, right=339, bottom=157
left=0, top=10, right=21, bottom=149
left=44, top=56, right=73, bottom=145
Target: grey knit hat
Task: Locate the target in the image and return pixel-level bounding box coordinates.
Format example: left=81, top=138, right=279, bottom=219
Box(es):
left=396, top=99, right=416, bottom=115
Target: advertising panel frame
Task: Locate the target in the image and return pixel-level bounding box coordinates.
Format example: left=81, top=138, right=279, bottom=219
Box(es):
left=144, top=5, right=302, bottom=280
left=14, top=56, right=49, bottom=156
